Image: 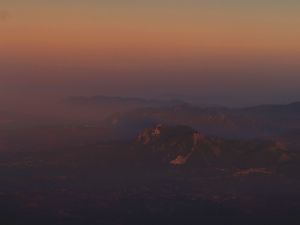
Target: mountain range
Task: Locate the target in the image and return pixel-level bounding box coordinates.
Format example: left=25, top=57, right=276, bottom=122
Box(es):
left=67, top=95, right=187, bottom=108
left=132, top=124, right=290, bottom=170
left=105, top=101, right=300, bottom=139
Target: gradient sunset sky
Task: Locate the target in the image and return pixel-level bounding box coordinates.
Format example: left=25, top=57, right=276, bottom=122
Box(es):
left=1, top=0, right=300, bottom=106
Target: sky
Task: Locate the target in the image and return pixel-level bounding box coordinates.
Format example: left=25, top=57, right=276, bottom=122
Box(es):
left=1, top=0, right=300, bottom=107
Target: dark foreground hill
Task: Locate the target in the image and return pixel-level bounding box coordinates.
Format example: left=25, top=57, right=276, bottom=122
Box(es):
left=133, top=124, right=290, bottom=169
left=1, top=123, right=300, bottom=225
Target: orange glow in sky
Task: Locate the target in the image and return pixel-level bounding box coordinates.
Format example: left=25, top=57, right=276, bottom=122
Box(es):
left=1, top=1, right=300, bottom=106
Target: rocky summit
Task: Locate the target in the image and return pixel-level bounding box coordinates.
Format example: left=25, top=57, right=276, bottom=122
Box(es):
left=134, top=124, right=290, bottom=168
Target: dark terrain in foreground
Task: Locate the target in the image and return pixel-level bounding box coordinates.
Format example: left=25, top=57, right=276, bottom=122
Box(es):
left=1, top=101, right=300, bottom=225
left=0, top=124, right=300, bottom=225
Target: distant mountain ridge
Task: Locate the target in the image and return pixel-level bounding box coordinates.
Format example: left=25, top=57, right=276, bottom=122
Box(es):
left=67, top=95, right=187, bottom=107
left=242, top=101, right=300, bottom=114
left=106, top=101, right=300, bottom=139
